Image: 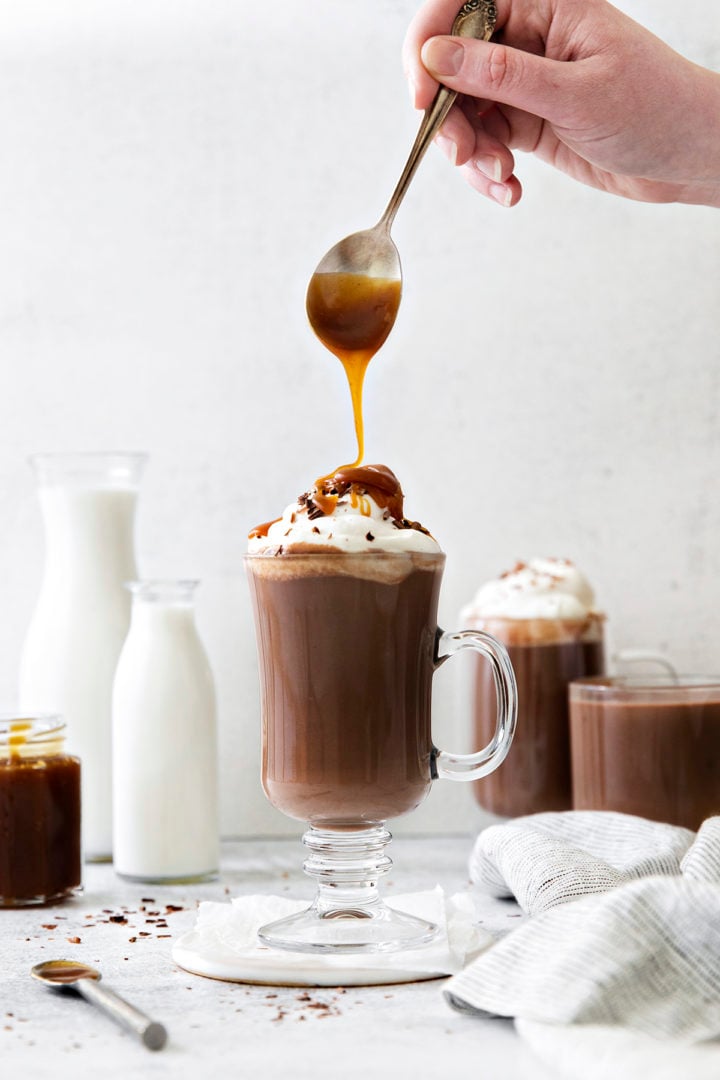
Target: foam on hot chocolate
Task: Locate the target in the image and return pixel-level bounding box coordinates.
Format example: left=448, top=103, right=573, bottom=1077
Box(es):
left=463, top=557, right=596, bottom=620
left=248, top=464, right=441, bottom=557
left=462, top=558, right=603, bottom=645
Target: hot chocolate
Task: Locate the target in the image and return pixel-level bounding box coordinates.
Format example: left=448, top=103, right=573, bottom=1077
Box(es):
left=246, top=464, right=517, bottom=951
left=570, top=676, right=720, bottom=830
left=248, top=465, right=442, bottom=826
left=247, top=550, right=442, bottom=827
left=464, top=559, right=604, bottom=817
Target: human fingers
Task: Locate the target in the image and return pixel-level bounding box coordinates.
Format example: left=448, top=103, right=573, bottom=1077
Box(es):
left=402, top=0, right=472, bottom=109
left=435, top=103, right=516, bottom=182
left=403, top=0, right=547, bottom=110
left=458, top=160, right=522, bottom=206
left=459, top=95, right=544, bottom=157
left=420, top=35, right=577, bottom=123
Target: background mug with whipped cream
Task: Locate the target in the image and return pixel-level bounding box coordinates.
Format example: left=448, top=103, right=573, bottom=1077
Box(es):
left=463, top=558, right=605, bottom=818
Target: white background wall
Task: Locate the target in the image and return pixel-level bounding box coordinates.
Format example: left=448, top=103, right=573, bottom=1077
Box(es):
left=0, top=0, right=718, bottom=838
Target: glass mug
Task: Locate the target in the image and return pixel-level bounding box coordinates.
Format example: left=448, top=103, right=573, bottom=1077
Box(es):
left=570, top=674, right=720, bottom=830
left=245, top=550, right=517, bottom=953
left=469, top=614, right=605, bottom=816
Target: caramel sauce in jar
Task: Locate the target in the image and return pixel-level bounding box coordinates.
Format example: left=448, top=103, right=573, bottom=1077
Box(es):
left=306, top=272, right=401, bottom=465
left=0, top=717, right=82, bottom=906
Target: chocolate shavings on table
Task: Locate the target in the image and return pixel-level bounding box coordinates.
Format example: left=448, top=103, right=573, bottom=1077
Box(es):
left=40, top=898, right=189, bottom=948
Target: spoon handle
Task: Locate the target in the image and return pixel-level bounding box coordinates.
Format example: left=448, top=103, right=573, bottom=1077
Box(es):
left=76, top=977, right=168, bottom=1050
left=380, top=0, right=497, bottom=229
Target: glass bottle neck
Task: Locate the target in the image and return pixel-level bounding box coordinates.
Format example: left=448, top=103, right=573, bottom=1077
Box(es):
left=30, top=452, right=147, bottom=488
left=129, top=581, right=199, bottom=605
left=128, top=582, right=200, bottom=634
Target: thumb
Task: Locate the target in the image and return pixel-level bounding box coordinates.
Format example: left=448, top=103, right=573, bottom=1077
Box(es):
left=421, top=36, right=576, bottom=120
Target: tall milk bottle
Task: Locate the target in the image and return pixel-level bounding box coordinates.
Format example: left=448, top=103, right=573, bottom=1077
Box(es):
left=19, top=452, right=147, bottom=860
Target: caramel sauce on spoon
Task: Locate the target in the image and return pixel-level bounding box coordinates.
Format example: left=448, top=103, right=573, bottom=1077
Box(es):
left=306, top=271, right=401, bottom=466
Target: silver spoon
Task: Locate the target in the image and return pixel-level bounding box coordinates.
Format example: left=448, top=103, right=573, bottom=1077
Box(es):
left=31, top=959, right=168, bottom=1051
left=306, top=0, right=497, bottom=350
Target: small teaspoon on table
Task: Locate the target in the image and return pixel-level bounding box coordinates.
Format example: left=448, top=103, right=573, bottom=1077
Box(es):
left=31, top=959, right=168, bottom=1051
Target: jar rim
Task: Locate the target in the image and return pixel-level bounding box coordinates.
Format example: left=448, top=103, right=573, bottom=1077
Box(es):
left=0, top=715, right=65, bottom=752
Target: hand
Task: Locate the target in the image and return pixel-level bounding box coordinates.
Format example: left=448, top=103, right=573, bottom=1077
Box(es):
left=403, top=0, right=720, bottom=207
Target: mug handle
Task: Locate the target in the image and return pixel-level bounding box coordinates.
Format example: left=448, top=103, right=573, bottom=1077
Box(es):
left=431, top=629, right=518, bottom=782
left=612, top=648, right=678, bottom=679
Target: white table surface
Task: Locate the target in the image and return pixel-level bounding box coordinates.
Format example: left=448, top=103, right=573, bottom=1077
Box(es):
left=2, top=836, right=559, bottom=1079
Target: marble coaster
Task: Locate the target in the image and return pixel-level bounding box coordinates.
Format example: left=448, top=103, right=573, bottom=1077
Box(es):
left=172, top=887, right=491, bottom=987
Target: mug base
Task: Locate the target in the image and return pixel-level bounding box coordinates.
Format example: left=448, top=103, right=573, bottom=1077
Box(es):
left=259, top=824, right=439, bottom=954
left=258, top=901, right=438, bottom=954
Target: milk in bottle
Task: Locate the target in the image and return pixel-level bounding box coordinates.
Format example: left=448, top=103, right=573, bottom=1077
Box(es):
left=112, top=580, right=219, bottom=882
left=18, top=452, right=147, bottom=860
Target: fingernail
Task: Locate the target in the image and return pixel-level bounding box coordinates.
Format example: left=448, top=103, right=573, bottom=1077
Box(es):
left=421, top=37, right=464, bottom=77
left=475, top=156, right=502, bottom=182
left=435, top=134, right=457, bottom=166
left=490, top=183, right=513, bottom=207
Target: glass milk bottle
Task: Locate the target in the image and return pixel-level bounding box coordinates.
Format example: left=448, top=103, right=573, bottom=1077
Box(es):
left=112, top=581, right=219, bottom=883
left=18, top=452, right=147, bottom=861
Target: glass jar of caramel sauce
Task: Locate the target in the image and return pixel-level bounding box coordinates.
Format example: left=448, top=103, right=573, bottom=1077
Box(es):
left=0, top=716, right=81, bottom=906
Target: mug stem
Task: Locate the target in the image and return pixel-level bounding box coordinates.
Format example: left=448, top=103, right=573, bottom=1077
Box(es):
left=257, top=825, right=438, bottom=953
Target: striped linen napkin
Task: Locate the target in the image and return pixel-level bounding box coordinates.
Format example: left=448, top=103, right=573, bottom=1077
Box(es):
left=445, top=812, right=720, bottom=1080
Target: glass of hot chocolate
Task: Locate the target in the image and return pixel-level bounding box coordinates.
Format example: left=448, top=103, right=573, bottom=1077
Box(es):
left=570, top=675, right=720, bottom=830
left=246, top=465, right=517, bottom=953
left=463, top=559, right=605, bottom=817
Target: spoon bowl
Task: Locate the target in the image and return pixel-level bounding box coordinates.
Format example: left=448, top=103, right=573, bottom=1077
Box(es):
left=314, top=228, right=400, bottom=281
left=32, top=959, right=101, bottom=986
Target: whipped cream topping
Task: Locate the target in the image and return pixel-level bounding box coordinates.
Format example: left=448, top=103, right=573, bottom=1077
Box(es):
left=248, top=464, right=441, bottom=555
left=462, top=558, right=597, bottom=620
